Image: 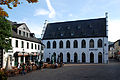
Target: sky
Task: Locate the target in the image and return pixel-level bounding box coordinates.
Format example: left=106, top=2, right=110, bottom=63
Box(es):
left=1, top=0, right=120, bottom=42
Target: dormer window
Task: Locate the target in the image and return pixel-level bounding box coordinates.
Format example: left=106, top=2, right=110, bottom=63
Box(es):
left=61, top=33, right=63, bottom=36
left=77, top=26, right=81, bottom=29
left=89, top=24, right=92, bottom=28
left=71, top=33, right=74, bottom=36
left=67, top=26, right=70, bottom=29
left=58, top=27, right=61, bottom=30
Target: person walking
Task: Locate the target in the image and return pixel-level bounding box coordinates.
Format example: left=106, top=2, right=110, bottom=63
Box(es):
left=39, top=60, right=42, bottom=70
left=39, top=60, right=43, bottom=71
left=22, top=63, right=26, bottom=75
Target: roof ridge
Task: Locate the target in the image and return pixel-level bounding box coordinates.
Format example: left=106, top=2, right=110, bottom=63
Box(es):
left=48, top=18, right=106, bottom=24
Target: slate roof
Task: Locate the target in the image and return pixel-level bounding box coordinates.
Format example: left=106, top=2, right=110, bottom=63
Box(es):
left=43, top=18, right=107, bottom=40
left=12, top=23, right=42, bottom=44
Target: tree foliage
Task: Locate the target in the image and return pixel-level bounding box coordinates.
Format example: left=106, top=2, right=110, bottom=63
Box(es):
left=0, top=0, right=38, bottom=17
left=0, top=16, right=12, bottom=51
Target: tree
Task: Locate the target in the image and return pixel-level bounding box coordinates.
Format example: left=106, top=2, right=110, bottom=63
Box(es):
left=0, top=0, right=38, bottom=17
left=0, top=16, right=12, bottom=51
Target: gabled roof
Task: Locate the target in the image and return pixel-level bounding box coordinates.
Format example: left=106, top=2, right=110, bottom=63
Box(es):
left=43, top=18, right=107, bottom=40
left=12, top=23, right=42, bottom=44
left=14, top=23, right=31, bottom=32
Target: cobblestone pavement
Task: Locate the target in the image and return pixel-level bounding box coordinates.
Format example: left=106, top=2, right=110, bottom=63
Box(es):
left=8, top=59, right=120, bottom=80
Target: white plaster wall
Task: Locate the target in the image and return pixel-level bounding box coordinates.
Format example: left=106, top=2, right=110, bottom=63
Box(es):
left=43, top=37, right=108, bottom=64
left=3, top=37, right=42, bottom=68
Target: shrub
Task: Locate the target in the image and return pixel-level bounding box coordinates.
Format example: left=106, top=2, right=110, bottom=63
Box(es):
left=0, top=70, right=8, bottom=80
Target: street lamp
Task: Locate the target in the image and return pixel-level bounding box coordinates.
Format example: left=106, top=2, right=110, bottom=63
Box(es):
left=23, top=49, right=25, bottom=63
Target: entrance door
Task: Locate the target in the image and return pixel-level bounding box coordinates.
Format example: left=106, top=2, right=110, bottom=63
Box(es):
left=98, top=52, right=102, bottom=63
left=60, top=53, right=63, bottom=62
left=15, top=57, right=18, bottom=66
left=74, top=53, right=78, bottom=63
left=82, top=53, right=86, bottom=63
left=67, top=53, right=70, bottom=62
left=53, top=53, right=56, bottom=62
left=90, top=52, right=94, bottom=63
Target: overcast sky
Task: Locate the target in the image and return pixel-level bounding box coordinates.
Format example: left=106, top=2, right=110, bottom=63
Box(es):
left=1, top=0, right=120, bottom=42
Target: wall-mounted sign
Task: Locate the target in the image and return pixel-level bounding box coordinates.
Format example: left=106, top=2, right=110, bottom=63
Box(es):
left=89, top=49, right=98, bottom=51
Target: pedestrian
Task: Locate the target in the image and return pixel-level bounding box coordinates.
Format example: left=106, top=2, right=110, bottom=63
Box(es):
left=30, top=64, right=32, bottom=72
left=39, top=60, right=42, bottom=70
left=22, top=63, right=26, bottom=75
left=55, top=62, right=58, bottom=68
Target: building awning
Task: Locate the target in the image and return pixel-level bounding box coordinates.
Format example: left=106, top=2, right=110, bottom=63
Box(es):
left=14, top=52, right=39, bottom=56
left=18, top=53, right=23, bottom=56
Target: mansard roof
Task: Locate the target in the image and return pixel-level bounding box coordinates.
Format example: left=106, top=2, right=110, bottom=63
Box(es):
left=43, top=18, right=107, bottom=40
left=12, top=23, right=42, bottom=44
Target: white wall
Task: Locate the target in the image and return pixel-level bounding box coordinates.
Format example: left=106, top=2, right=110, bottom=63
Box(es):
left=3, top=37, right=42, bottom=68
left=43, top=37, right=108, bottom=64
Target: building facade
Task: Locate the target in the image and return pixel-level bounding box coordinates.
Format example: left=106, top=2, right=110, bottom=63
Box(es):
left=2, top=22, right=44, bottom=68
left=113, top=40, right=120, bottom=60
left=42, top=18, right=108, bottom=64
left=108, top=44, right=115, bottom=58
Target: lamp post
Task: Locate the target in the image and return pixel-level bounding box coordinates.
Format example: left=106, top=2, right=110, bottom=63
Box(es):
left=23, top=49, right=25, bottom=63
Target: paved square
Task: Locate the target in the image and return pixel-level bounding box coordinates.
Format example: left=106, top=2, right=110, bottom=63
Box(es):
left=8, top=60, right=120, bottom=80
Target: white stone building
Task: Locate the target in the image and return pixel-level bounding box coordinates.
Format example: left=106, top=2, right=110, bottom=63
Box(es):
left=2, top=22, right=44, bottom=68
left=42, top=18, right=108, bottom=64
left=108, top=44, right=115, bottom=58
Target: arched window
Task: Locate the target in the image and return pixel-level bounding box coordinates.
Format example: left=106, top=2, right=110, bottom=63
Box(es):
left=89, top=39, right=94, bottom=48
left=81, top=40, right=86, bottom=48
left=47, top=41, right=50, bottom=48
left=98, top=39, right=102, bottom=48
left=73, top=40, right=78, bottom=48
left=66, top=40, right=70, bottom=48
left=59, top=41, right=63, bottom=48
left=53, top=41, right=56, bottom=48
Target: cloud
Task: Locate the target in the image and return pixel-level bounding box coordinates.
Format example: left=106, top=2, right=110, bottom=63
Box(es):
left=46, top=0, right=56, bottom=18
left=33, top=0, right=56, bottom=18
left=34, top=9, right=49, bottom=16
left=108, top=19, right=120, bottom=42
left=69, top=13, right=73, bottom=17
